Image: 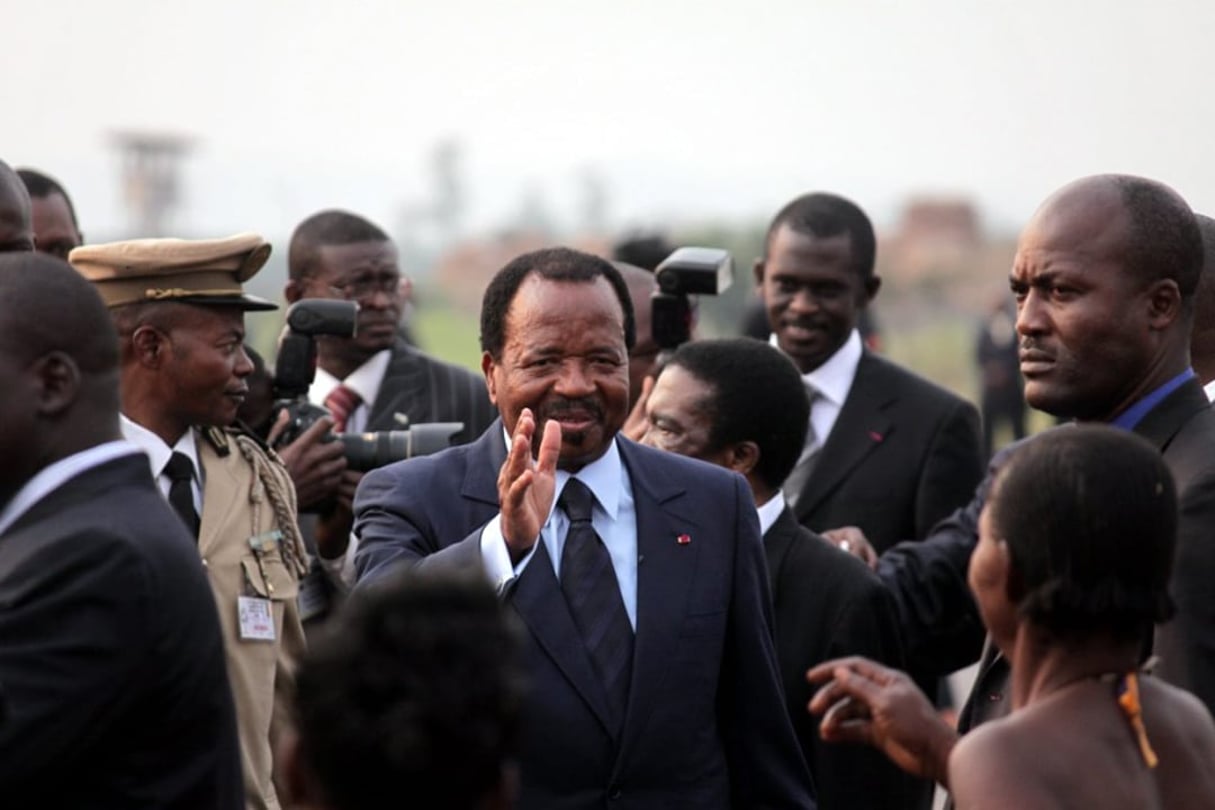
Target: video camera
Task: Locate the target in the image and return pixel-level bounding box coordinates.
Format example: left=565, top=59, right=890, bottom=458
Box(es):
left=651, top=247, right=733, bottom=349
left=272, top=300, right=463, bottom=471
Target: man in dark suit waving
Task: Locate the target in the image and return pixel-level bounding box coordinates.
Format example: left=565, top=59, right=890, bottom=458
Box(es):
left=755, top=192, right=983, bottom=553
left=355, top=247, right=814, bottom=809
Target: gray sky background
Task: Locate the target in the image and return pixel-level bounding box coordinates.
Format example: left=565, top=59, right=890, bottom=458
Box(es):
left=5, top=0, right=1215, bottom=244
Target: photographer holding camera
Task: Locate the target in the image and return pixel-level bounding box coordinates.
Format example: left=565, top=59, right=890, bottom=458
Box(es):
left=278, top=210, right=495, bottom=576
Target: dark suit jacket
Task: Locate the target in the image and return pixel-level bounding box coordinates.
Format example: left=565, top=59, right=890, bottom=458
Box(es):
left=794, top=351, right=983, bottom=553
left=880, top=378, right=1215, bottom=720
left=0, top=454, right=243, bottom=808
left=764, top=508, right=931, bottom=810
left=365, top=338, right=496, bottom=447
left=354, top=423, right=816, bottom=809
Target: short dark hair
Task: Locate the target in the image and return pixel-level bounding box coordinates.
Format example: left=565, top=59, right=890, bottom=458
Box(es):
left=765, top=192, right=877, bottom=279
left=0, top=252, right=116, bottom=375
left=612, top=232, right=674, bottom=272
left=1112, top=175, right=1203, bottom=299
left=666, top=337, right=808, bottom=491
left=288, top=209, right=390, bottom=281
left=293, top=568, right=524, bottom=810
left=15, top=168, right=79, bottom=229
left=480, top=247, right=636, bottom=359
left=989, top=425, right=1177, bottom=644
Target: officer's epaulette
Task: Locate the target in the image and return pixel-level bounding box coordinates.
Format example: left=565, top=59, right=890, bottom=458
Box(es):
left=200, top=425, right=232, bottom=457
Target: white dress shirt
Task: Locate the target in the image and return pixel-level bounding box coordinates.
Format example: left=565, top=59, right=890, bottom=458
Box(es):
left=308, top=349, right=391, bottom=434
left=480, top=437, right=639, bottom=629
left=756, top=490, right=788, bottom=537
left=1204, top=378, right=1215, bottom=403
left=771, top=329, right=864, bottom=452
left=121, top=416, right=203, bottom=513
left=0, top=441, right=139, bottom=536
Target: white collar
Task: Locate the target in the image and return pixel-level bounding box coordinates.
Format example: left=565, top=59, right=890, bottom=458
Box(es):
left=800, top=329, right=862, bottom=405
left=1204, top=378, right=1215, bottom=403
left=500, top=428, right=625, bottom=521
left=0, top=441, right=140, bottom=536
left=756, top=490, right=786, bottom=536
left=120, top=415, right=200, bottom=480
left=311, top=349, right=391, bottom=409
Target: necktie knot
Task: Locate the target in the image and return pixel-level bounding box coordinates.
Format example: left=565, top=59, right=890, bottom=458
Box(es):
left=163, top=451, right=195, bottom=484
left=558, top=478, right=595, bottom=524
left=324, top=384, right=363, bottom=433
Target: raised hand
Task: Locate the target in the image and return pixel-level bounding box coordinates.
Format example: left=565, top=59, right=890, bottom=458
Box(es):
left=499, top=408, right=562, bottom=564
left=807, top=656, right=958, bottom=787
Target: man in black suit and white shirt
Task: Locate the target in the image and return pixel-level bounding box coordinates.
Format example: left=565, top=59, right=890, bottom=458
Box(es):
left=642, top=337, right=929, bottom=810
left=755, top=192, right=984, bottom=553
left=0, top=253, right=242, bottom=808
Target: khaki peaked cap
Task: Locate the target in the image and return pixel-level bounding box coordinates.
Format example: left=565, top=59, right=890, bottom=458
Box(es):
left=69, top=233, right=277, bottom=310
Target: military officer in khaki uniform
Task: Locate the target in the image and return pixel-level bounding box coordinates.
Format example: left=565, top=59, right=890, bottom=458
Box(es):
left=71, top=234, right=308, bottom=810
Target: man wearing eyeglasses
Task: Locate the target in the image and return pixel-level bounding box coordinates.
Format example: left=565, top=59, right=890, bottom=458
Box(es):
left=281, top=210, right=495, bottom=574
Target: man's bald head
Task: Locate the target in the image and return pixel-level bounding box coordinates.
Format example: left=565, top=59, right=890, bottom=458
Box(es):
left=0, top=253, right=121, bottom=501
left=0, top=160, right=34, bottom=254
left=1189, top=214, right=1215, bottom=385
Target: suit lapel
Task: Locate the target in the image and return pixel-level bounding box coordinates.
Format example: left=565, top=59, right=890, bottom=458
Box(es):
left=366, top=340, right=427, bottom=431
left=511, top=540, right=619, bottom=736
left=762, top=508, right=800, bottom=593
left=615, top=440, right=695, bottom=765
left=461, top=420, right=507, bottom=507
left=796, top=353, right=893, bottom=521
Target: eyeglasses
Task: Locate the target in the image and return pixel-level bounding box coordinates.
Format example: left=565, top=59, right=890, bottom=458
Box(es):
left=328, top=273, right=401, bottom=301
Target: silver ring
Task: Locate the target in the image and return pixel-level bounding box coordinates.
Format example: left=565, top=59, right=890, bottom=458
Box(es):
left=839, top=540, right=852, bottom=553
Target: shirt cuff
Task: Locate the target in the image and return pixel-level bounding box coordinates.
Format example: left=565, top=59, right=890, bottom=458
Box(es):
left=480, top=514, right=537, bottom=593
left=317, top=533, right=358, bottom=589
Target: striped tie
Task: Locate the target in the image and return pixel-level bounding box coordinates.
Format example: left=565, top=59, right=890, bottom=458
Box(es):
left=558, top=478, right=634, bottom=732
left=323, top=384, right=362, bottom=433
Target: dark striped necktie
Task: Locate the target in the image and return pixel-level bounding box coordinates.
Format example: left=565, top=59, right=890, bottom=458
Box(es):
left=558, top=477, right=634, bottom=732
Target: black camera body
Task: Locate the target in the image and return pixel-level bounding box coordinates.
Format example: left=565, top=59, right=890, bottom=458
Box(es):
left=651, top=247, right=733, bottom=349
left=272, top=300, right=462, bottom=470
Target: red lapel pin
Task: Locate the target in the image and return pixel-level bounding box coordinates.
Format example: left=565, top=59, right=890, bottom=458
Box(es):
left=676, top=534, right=691, bottom=546
left=868, top=430, right=884, bottom=443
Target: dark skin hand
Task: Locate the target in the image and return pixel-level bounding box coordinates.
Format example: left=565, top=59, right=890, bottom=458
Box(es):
left=807, top=656, right=958, bottom=788
left=820, top=526, right=878, bottom=568
left=270, top=413, right=348, bottom=510
left=499, top=408, right=562, bottom=566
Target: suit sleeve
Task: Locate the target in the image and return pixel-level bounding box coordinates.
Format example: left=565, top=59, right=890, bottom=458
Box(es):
left=720, top=475, right=817, bottom=809
left=878, top=443, right=1016, bottom=677
left=352, top=463, right=443, bottom=584
left=1156, top=468, right=1215, bottom=716
left=913, top=397, right=984, bottom=540
left=0, top=533, right=152, bottom=789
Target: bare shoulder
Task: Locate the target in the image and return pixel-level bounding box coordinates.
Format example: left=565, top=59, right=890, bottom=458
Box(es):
left=949, top=719, right=1046, bottom=810
left=1142, top=679, right=1215, bottom=807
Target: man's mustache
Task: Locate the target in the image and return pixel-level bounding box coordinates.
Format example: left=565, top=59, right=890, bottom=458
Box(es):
left=537, top=398, right=604, bottom=421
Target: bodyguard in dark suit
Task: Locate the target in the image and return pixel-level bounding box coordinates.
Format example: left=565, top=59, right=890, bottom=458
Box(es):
left=754, top=192, right=983, bottom=553
left=0, top=253, right=242, bottom=808
left=279, top=209, right=495, bottom=574
left=808, top=174, right=1215, bottom=796
left=641, top=337, right=930, bottom=810
left=355, top=248, right=815, bottom=809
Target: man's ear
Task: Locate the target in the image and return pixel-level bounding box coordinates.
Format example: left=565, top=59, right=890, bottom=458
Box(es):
left=32, top=351, right=81, bottom=417
left=861, top=274, right=882, bottom=305
left=752, top=257, right=766, bottom=289
left=131, top=324, right=168, bottom=369
left=997, top=540, right=1026, bottom=602
left=1145, top=278, right=1182, bottom=331
left=723, top=440, right=760, bottom=477
left=481, top=351, right=498, bottom=406
left=284, top=277, right=304, bottom=305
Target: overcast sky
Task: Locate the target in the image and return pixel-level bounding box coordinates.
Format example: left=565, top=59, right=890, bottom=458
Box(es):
left=5, top=0, right=1215, bottom=244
